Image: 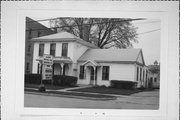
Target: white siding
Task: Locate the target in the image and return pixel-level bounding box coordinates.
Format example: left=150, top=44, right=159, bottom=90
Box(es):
left=67, top=42, right=74, bottom=60
left=137, top=52, right=143, bottom=64
left=109, top=63, right=135, bottom=82
left=44, top=43, right=50, bottom=55
left=55, top=43, right=62, bottom=56
left=73, top=43, right=89, bottom=63
left=32, top=43, right=39, bottom=73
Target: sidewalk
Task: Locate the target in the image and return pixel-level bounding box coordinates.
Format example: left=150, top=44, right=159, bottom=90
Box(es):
left=25, top=85, right=117, bottom=100
left=55, top=85, right=92, bottom=92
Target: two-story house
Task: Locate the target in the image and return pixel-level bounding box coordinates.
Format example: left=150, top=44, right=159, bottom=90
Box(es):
left=32, top=31, right=148, bottom=88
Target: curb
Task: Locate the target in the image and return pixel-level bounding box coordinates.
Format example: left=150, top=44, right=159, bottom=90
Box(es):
left=25, top=91, right=117, bottom=101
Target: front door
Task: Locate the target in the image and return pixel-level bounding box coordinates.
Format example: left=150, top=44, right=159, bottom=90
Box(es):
left=90, top=67, right=95, bottom=85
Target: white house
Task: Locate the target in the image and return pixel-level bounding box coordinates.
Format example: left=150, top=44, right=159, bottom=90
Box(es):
left=32, top=31, right=148, bottom=88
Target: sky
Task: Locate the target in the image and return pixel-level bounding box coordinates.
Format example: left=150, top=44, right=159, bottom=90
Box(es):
left=31, top=17, right=160, bottom=66
left=132, top=19, right=160, bottom=65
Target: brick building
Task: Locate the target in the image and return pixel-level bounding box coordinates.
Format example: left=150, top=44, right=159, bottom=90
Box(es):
left=25, top=17, right=56, bottom=74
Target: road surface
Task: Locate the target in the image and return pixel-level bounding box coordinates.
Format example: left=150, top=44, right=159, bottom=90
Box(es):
left=24, top=90, right=159, bottom=109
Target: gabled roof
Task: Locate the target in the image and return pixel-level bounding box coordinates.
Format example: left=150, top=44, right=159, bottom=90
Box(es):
left=32, top=31, right=98, bottom=49
left=78, top=48, right=145, bottom=66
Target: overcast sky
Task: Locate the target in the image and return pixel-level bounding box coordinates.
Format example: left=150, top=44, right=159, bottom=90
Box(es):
left=31, top=17, right=160, bottom=66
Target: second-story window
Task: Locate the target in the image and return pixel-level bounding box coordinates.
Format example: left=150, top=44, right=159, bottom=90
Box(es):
left=28, top=28, right=32, bottom=39
left=50, top=43, right=56, bottom=56
left=39, top=43, right=44, bottom=56
left=62, top=43, right=68, bottom=57
left=37, top=31, right=41, bottom=37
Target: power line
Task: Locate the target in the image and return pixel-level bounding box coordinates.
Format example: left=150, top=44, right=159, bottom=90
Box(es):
left=27, top=17, right=145, bottom=23
left=138, top=29, right=160, bottom=35
left=26, top=18, right=146, bottom=31
left=133, top=21, right=160, bottom=25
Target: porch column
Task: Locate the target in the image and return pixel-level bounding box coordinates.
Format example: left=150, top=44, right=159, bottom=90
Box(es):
left=93, top=66, right=96, bottom=86
left=60, top=63, right=64, bottom=75
left=84, top=66, right=87, bottom=79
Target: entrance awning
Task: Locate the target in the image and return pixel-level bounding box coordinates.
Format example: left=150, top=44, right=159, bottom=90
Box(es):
left=81, top=60, right=100, bottom=67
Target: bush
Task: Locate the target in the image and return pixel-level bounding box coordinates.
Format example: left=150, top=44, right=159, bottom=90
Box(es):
left=25, top=74, right=41, bottom=84
left=110, top=80, right=137, bottom=89
left=138, top=85, right=145, bottom=90
left=38, top=84, right=46, bottom=92
left=53, top=75, right=77, bottom=86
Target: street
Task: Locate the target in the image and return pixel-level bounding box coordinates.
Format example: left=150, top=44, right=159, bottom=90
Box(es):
left=24, top=90, right=159, bottom=109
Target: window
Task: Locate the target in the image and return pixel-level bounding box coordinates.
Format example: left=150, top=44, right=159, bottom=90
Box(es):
left=39, top=43, right=44, bottom=56
left=28, top=28, right=32, bottom=39
left=154, top=78, right=157, bottom=82
left=26, top=62, right=30, bottom=71
left=137, top=66, right=139, bottom=81
left=37, top=31, right=41, bottom=37
left=50, top=43, right=56, bottom=56
left=146, top=70, right=148, bottom=81
left=37, top=63, right=40, bottom=74
left=143, top=70, right=145, bottom=82
left=102, top=66, right=109, bottom=80
left=27, top=45, right=31, bottom=52
left=79, top=66, right=85, bottom=79
left=62, top=43, right=68, bottom=57
left=140, top=68, right=142, bottom=82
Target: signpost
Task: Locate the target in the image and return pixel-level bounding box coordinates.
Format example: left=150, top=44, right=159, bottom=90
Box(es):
left=42, top=54, right=53, bottom=83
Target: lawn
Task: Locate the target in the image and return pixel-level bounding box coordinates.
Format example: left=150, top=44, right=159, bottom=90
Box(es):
left=69, top=86, right=143, bottom=95
left=25, top=83, right=77, bottom=90
left=25, top=89, right=116, bottom=100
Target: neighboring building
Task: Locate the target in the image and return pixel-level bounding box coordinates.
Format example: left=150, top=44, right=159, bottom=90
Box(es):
left=31, top=31, right=148, bottom=88
left=147, top=69, right=160, bottom=89
left=25, top=17, right=56, bottom=74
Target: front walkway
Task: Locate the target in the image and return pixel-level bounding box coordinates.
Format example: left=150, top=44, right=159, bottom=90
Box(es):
left=54, top=85, right=92, bottom=92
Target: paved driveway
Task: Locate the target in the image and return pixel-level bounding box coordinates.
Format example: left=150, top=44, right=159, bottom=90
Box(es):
left=24, top=89, right=159, bottom=109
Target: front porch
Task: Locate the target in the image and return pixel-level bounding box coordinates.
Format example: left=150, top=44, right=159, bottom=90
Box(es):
left=79, top=60, right=102, bottom=86
left=36, top=56, right=73, bottom=76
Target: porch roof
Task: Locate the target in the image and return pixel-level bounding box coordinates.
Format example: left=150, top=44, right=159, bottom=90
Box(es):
left=36, top=56, right=73, bottom=64
left=81, top=60, right=101, bottom=67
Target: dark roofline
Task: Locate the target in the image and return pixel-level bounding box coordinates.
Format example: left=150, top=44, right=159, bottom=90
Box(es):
left=26, top=17, right=56, bottom=33
left=135, top=49, right=145, bottom=66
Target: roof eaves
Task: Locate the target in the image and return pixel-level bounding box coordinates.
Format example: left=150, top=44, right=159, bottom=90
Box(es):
left=77, top=60, right=137, bottom=64
left=31, top=38, right=77, bottom=42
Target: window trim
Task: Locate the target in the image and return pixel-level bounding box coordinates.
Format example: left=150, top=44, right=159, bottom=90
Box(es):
left=79, top=65, right=85, bottom=79
left=62, top=43, right=68, bottom=57
left=38, top=43, right=44, bottom=56
left=50, top=43, right=56, bottom=56
left=102, top=66, right=109, bottom=80
left=137, top=66, right=139, bottom=81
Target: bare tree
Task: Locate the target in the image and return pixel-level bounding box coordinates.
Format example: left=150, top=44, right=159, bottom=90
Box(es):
left=50, top=17, right=139, bottom=49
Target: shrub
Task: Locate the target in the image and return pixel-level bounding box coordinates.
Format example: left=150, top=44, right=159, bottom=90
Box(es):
left=25, top=74, right=41, bottom=84
left=38, top=84, right=46, bottom=92
left=110, top=80, right=137, bottom=89
left=53, top=75, right=77, bottom=86
left=138, top=85, right=145, bottom=90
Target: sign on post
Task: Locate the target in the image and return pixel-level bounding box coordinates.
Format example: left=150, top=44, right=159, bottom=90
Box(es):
left=42, top=54, right=53, bottom=80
